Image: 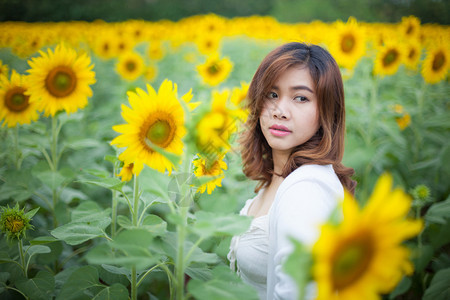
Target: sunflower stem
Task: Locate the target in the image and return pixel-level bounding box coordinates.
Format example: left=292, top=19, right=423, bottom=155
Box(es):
left=175, top=155, right=194, bottom=300
left=130, top=174, right=140, bottom=300
left=13, top=126, right=21, bottom=170
left=111, top=162, right=118, bottom=238
left=18, top=239, right=27, bottom=278
left=51, top=116, right=59, bottom=171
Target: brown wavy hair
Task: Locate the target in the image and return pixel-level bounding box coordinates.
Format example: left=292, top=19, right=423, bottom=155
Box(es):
left=240, top=42, right=356, bottom=193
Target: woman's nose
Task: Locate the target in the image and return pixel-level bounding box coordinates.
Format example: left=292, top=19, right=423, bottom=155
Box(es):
left=272, top=99, right=288, bottom=119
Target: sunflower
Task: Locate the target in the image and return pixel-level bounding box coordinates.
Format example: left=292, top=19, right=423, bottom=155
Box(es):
left=396, top=113, right=411, bottom=131
left=196, top=53, right=233, bottom=87
left=26, top=44, right=96, bottom=117
left=0, top=60, right=9, bottom=77
left=144, top=64, right=158, bottom=82
left=111, top=80, right=190, bottom=175
left=400, top=16, right=421, bottom=40
left=195, top=35, right=221, bottom=55
left=116, top=51, right=145, bottom=81
left=148, top=41, right=165, bottom=61
left=230, top=81, right=249, bottom=106
left=117, top=161, right=144, bottom=181
left=404, top=40, right=422, bottom=71
left=329, top=17, right=366, bottom=70
left=421, top=44, right=449, bottom=84
left=92, top=30, right=116, bottom=60
left=193, top=152, right=228, bottom=194
left=373, top=42, right=405, bottom=76
left=196, top=89, right=238, bottom=153
left=313, top=173, right=423, bottom=300
left=0, top=70, right=39, bottom=127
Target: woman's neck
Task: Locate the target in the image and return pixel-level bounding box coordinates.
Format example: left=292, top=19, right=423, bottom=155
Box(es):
left=272, top=149, right=290, bottom=174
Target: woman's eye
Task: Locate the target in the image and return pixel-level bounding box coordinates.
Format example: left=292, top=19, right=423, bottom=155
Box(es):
left=294, top=96, right=308, bottom=102
left=268, top=92, right=278, bottom=99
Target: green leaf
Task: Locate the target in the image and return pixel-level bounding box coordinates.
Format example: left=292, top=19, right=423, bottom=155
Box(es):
left=51, top=202, right=111, bottom=245
left=79, top=177, right=125, bottom=192
left=423, top=268, right=450, bottom=300
left=92, top=283, right=129, bottom=300
left=16, top=270, right=55, bottom=300
left=191, top=211, right=252, bottom=238
left=86, top=229, right=161, bottom=270
left=187, top=266, right=259, bottom=300
left=283, top=239, right=313, bottom=300
left=51, top=219, right=110, bottom=245
left=24, top=207, right=39, bottom=219
left=57, top=266, right=99, bottom=300
left=412, top=245, right=434, bottom=273
left=389, top=276, right=412, bottom=299
left=100, top=264, right=130, bottom=280
left=30, top=236, right=59, bottom=245
left=140, top=167, right=171, bottom=201
left=104, top=155, right=120, bottom=164
left=25, top=245, right=51, bottom=257
left=425, top=197, right=450, bottom=225
left=141, top=214, right=167, bottom=236
left=0, top=272, right=10, bottom=283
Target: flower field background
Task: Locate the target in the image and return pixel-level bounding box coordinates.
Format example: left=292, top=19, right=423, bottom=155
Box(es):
left=0, top=14, right=449, bottom=300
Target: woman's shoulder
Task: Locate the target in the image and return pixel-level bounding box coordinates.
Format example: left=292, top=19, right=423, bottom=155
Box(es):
left=275, top=164, right=343, bottom=205
left=239, top=190, right=263, bottom=216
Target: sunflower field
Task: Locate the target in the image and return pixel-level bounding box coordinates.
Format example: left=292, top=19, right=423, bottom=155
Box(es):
left=0, top=14, right=449, bottom=300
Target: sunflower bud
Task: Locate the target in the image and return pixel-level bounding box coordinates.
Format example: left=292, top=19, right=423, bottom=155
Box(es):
left=0, top=204, right=38, bottom=241
left=410, top=184, right=431, bottom=207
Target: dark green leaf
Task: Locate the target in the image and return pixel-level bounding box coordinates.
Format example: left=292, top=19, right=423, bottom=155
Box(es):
left=30, top=236, right=59, bottom=245
left=92, top=283, right=129, bottom=300
left=16, top=270, right=55, bottom=300
left=423, top=268, right=450, bottom=300
left=57, top=266, right=99, bottom=300
left=191, top=211, right=252, bottom=238
left=426, top=198, right=450, bottom=225
left=187, top=266, right=258, bottom=300
left=389, top=276, right=412, bottom=299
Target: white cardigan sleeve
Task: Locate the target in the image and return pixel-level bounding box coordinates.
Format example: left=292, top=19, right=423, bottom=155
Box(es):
left=267, top=165, right=343, bottom=300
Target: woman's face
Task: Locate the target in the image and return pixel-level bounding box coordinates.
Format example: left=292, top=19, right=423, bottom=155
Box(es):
left=259, top=66, right=320, bottom=156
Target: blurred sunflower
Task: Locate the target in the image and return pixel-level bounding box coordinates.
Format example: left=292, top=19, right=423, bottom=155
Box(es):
left=313, top=173, right=423, bottom=300
left=404, top=40, right=422, bottom=71
left=92, top=31, right=116, bottom=60
left=400, top=16, right=421, bottom=40
left=230, top=81, right=249, bottom=106
left=144, top=64, right=158, bottom=82
left=0, top=60, right=9, bottom=77
left=116, top=51, right=145, bottom=81
left=111, top=80, right=190, bottom=175
left=196, top=89, right=237, bottom=153
left=0, top=70, right=39, bottom=127
left=115, top=34, right=135, bottom=57
left=196, top=35, right=221, bottom=55
left=396, top=113, right=411, bottom=131
left=421, top=44, right=449, bottom=84
left=197, top=53, right=233, bottom=86
left=373, top=42, right=405, bottom=76
left=148, top=41, right=165, bottom=61
left=26, top=44, right=96, bottom=117
left=193, top=152, right=228, bottom=194
left=329, top=17, right=366, bottom=70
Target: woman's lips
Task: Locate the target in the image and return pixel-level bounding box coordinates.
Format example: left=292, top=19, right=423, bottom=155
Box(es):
left=269, top=125, right=291, bottom=137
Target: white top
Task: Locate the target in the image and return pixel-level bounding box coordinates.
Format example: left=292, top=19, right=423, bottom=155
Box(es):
left=229, top=164, right=343, bottom=300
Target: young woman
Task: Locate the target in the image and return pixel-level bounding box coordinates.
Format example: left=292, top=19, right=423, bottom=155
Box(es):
left=228, top=42, right=356, bottom=299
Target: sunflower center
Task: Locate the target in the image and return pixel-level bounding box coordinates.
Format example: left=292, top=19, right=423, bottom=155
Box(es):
left=126, top=60, right=137, bottom=72
left=208, top=63, right=220, bottom=75
left=331, top=234, right=374, bottom=290
left=145, top=119, right=175, bottom=148
left=432, top=51, right=445, bottom=71
left=5, top=87, right=30, bottom=112
left=408, top=49, right=416, bottom=60
left=6, top=216, right=25, bottom=233
left=45, top=66, right=77, bottom=98
left=341, top=34, right=355, bottom=53
left=382, top=49, right=399, bottom=67
left=406, top=24, right=413, bottom=35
